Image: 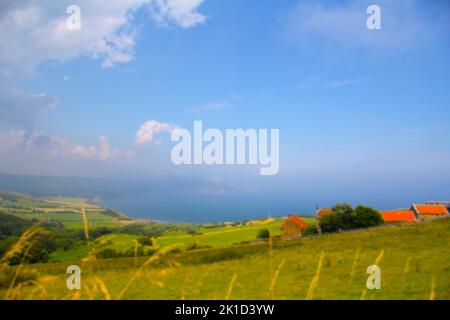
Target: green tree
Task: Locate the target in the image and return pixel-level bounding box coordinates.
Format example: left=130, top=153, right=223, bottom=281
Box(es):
left=320, top=203, right=354, bottom=232
left=353, top=206, right=383, bottom=228
left=333, top=203, right=355, bottom=230
left=319, top=203, right=384, bottom=233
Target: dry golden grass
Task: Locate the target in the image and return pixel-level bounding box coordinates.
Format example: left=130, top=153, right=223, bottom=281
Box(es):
left=115, top=245, right=176, bottom=300
left=81, top=207, right=89, bottom=241
left=270, top=259, right=286, bottom=299
left=1, top=224, right=43, bottom=264
left=225, top=273, right=238, bottom=300
left=349, top=248, right=361, bottom=280
left=429, top=276, right=436, bottom=300
left=1, top=223, right=48, bottom=300
left=306, top=251, right=325, bottom=300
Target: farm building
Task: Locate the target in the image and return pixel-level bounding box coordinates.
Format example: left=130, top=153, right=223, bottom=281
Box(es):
left=281, top=214, right=308, bottom=239
left=381, top=210, right=418, bottom=223
left=425, top=201, right=450, bottom=211
left=411, top=204, right=449, bottom=217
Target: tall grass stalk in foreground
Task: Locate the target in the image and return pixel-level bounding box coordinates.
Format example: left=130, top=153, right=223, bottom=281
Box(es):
left=81, top=207, right=89, bottom=241
left=306, top=251, right=325, bottom=300
left=1, top=223, right=44, bottom=300
left=90, top=276, right=111, bottom=300
left=63, top=233, right=114, bottom=300
left=134, top=240, right=138, bottom=268
left=360, top=249, right=384, bottom=300
left=429, top=276, right=436, bottom=300
left=270, top=259, right=286, bottom=300
left=347, top=248, right=361, bottom=299
left=225, top=273, right=238, bottom=300
left=5, top=245, right=33, bottom=299
left=24, top=280, right=47, bottom=300
left=7, top=279, right=47, bottom=300
left=269, top=235, right=273, bottom=282
left=0, top=222, right=45, bottom=299
left=403, top=257, right=412, bottom=275
left=115, top=246, right=176, bottom=300
left=0, top=224, right=42, bottom=264
left=349, top=248, right=361, bottom=280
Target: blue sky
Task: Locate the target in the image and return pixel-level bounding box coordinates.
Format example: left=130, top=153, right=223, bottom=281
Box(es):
left=1, top=0, right=450, bottom=218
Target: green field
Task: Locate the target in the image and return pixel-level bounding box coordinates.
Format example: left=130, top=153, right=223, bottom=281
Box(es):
left=155, top=217, right=314, bottom=249
left=46, top=217, right=315, bottom=262
left=2, top=217, right=449, bottom=300
left=0, top=192, right=128, bottom=229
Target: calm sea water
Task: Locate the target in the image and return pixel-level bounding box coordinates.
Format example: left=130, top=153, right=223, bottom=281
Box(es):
left=0, top=174, right=310, bottom=223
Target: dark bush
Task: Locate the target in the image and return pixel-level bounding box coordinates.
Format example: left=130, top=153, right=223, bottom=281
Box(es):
left=137, top=236, right=153, bottom=246
left=89, top=227, right=114, bottom=239
left=353, top=206, right=383, bottom=228
left=185, top=243, right=212, bottom=251
left=304, top=225, right=318, bottom=236
left=196, top=248, right=243, bottom=264
left=187, top=229, right=203, bottom=236
left=257, top=229, right=271, bottom=239
left=96, top=248, right=120, bottom=259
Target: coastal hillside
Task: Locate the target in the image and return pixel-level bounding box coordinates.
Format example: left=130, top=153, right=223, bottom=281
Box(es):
left=1, top=213, right=449, bottom=300
left=0, top=191, right=130, bottom=229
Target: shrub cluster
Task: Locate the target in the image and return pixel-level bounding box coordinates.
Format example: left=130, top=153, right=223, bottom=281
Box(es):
left=319, top=204, right=383, bottom=233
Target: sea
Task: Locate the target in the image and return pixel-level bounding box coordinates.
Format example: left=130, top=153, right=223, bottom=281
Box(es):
left=0, top=174, right=311, bottom=223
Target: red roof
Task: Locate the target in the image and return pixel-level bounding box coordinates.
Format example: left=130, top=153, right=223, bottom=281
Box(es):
left=381, top=210, right=417, bottom=222
left=316, top=208, right=332, bottom=218
left=288, top=214, right=308, bottom=229
left=413, top=205, right=449, bottom=216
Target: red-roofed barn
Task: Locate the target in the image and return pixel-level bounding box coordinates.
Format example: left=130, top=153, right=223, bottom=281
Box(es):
left=381, top=210, right=418, bottom=223
left=412, top=204, right=449, bottom=216
left=281, top=214, right=309, bottom=239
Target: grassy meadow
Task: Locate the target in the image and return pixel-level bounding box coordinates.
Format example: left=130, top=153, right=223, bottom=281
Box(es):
left=48, top=217, right=314, bottom=262
left=1, top=192, right=449, bottom=300
left=155, top=217, right=314, bottom=249
left=1, top=217, right=449, bottom=300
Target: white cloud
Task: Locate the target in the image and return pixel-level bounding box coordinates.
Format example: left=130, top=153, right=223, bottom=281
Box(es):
left=134, top=120, right=177, bottom=145
left=0, top=130, right=132, bottom=161
left=0, top=1, right=148, bottom=78
left=51, top=135, right=131, bottom=161
left=150, top=0, right=206, bottom=28
left=0, top=0, right=207, bottom=77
